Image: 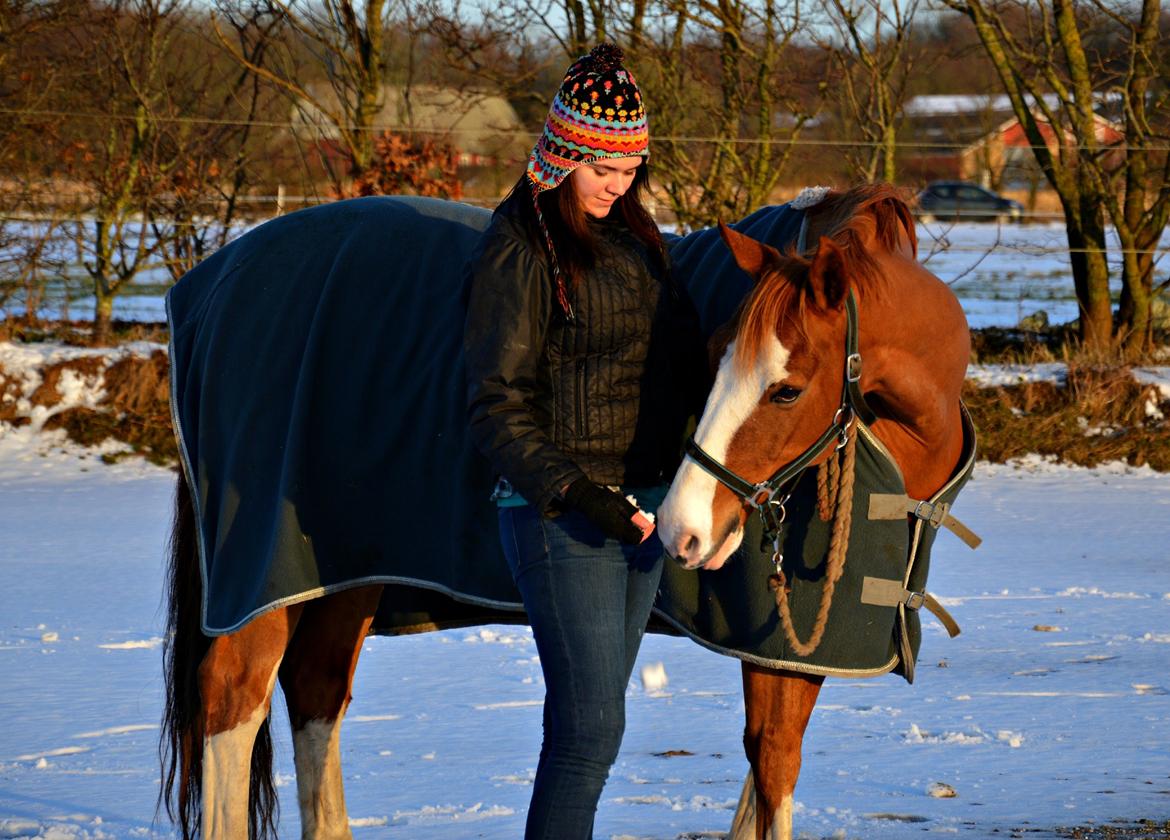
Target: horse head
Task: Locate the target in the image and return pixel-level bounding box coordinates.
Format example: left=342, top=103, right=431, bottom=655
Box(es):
left=659, top=184, right=971, bottom=570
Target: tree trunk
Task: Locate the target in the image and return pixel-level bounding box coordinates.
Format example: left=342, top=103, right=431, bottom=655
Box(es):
left=1067, top=214, right=1113, bottom=352
left=1118, top=239, right=1155, bottom=357
left=92, top=291, right=114, bottom=346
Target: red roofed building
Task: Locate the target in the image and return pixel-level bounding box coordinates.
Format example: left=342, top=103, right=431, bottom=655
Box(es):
left=901, top=94, right=1125, bottom=190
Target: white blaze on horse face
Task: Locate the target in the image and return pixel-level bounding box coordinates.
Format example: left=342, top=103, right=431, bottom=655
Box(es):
left=659, top=334, right=790, bottom=566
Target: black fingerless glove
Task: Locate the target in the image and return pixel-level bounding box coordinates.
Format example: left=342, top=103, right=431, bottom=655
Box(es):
left=562, top=478, right=644, bottom=545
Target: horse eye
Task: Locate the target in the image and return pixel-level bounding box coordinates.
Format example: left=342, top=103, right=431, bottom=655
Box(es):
left=769, top=385, right=802, bottom=404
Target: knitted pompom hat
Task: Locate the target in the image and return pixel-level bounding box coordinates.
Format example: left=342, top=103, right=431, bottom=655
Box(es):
left=526, top=44, right=649, bottom=320
left=527, top=43, right=650, bottom=192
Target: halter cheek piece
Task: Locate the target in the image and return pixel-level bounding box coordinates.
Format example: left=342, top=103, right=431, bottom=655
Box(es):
left=683, top=290, right=876, bottom=542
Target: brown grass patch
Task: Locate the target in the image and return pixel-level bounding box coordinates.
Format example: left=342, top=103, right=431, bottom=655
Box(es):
left=964, top=368, right=1170, bottom=471
left=970, top=326, right=1170, bottom=366
left=0, top=316, right=168, bottom=347
left=970, top=327, right=1067, bottom=363
left=0, top=372, right=22, bottom=425
left=103, top=352, right=171, bottom=418
left=45, top=405, right=177, bottom=465
left=28, top=356, right=107, bottom=407
left=17, top=351, right=178, bottom=465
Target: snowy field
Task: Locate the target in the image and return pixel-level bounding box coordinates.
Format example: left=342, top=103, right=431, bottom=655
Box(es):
left=6, top=219, right=1168, bottom=329
left=1, top=214, right=1168, bottom=837
left=0, top=423, right=1168, bottom=839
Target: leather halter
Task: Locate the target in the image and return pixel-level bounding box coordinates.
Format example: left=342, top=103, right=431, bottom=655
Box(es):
left=683, top=290, right=876, bottom=539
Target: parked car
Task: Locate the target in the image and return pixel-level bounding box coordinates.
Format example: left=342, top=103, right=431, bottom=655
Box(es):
left=915, top=181, right=1024, bottom=223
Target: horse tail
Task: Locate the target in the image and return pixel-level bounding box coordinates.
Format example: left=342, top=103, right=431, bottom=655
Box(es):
left=250, top=720, right=278, bottom=839
left=159, top=472, right=281, bottom=839
left=159, top=472, right=209, bottom=839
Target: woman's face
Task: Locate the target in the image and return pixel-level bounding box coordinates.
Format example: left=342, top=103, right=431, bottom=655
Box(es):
left=570, top=157, right=643, bottom=218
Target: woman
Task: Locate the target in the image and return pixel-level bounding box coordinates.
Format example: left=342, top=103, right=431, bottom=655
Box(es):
left=463, top=43, right=706, bottom=838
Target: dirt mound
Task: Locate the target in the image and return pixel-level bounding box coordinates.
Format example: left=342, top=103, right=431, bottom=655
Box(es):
left=0, top=344, right=175, bottom=465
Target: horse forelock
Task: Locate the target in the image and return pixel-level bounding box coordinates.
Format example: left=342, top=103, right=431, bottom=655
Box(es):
left=732, top=254, right=809, bottom=373
left=732, top=184, right=917, bottom=372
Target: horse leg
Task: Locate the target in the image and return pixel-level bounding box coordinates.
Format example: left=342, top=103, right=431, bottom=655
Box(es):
left=280, top=585, right=383, bottom=840
left=731, top=664, right=824, bottom=840
left=199, top=604, right=304, bottom=839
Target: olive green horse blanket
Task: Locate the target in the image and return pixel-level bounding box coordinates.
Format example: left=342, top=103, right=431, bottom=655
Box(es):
left=167, top=195, right=975, bottom=682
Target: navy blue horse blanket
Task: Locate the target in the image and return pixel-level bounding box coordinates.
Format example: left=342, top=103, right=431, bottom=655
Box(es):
left=170, top=194, right=963, bottom=680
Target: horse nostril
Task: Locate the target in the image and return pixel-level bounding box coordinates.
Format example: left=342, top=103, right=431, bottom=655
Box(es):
left=683, top=534, right=700, bottom=557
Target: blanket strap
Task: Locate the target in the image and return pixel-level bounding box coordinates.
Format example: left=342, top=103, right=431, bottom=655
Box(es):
left=868, top=493, right=982, bottom=549
left=860, top=576, right=962, bottom=638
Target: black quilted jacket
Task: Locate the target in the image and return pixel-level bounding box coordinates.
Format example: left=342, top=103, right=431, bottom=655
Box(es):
left=463, top=197, right=707, bottom=515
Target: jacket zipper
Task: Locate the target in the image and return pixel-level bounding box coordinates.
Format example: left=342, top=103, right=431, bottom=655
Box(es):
left=575, top=360, right=587, bottom=439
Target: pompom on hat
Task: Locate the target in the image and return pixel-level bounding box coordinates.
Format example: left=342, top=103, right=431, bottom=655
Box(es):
left=527, top=43, right=650, bottom=192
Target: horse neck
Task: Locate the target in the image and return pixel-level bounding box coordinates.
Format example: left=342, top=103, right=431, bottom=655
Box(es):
left=854, top=255, right=969, bottom=500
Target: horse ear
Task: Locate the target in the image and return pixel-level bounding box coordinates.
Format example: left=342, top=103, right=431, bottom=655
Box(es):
left=808, top=236, right=849, bottom=311
left=719, top=222, right=781, bottom=282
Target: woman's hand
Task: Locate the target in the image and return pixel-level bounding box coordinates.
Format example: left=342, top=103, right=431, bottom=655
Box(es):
left=562, top=479, right=654, bottom=545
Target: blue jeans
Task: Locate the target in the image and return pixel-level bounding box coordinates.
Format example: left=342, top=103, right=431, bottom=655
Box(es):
left=498, top=494, right=665, bottom=840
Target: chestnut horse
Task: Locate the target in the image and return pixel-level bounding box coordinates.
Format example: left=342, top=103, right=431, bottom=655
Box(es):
left=160, top=185, right=971, bottom=839
left=656, top=184, right=971, bottom=839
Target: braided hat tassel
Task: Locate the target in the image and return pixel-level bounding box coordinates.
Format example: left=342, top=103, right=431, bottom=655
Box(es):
left=528, top=181, right=575, bottom=321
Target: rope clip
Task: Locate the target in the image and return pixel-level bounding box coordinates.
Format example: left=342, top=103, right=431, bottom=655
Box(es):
left=833, top=406, right=855, bottom=450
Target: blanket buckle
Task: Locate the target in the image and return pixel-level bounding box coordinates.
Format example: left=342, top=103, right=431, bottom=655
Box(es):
left=913, top=499, right=950, bottom=529
left=904, top=590, right=926, bottom=610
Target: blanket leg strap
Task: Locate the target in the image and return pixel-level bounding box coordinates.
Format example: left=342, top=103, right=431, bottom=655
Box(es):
left=868, top=494, right=982, bottom=549
left=860, top=576, right=961, bottom=638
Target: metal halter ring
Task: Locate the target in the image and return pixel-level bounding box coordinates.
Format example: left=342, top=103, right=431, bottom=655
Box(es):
left=748, top=483, right=775, bottom=511
left=833, top=406, right=855, bottom=450
left=768, top=498, right=788, bottom=526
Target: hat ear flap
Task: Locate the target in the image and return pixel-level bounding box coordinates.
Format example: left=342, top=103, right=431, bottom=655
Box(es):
left=719, top=222, right=781, bottom=283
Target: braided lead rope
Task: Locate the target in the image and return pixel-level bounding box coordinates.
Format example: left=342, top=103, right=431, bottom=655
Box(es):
left=770, top=427, right=858, bottom=658
left=528, top=180, right=575, bottom=321
left=815, top=448, right=842, bottom=522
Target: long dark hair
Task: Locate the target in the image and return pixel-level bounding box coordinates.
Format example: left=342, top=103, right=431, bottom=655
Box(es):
left=499, top=164, right=668, bottom=288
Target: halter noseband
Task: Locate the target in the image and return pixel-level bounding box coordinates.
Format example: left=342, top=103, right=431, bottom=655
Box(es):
left=683, top=290, right=876, bottom=539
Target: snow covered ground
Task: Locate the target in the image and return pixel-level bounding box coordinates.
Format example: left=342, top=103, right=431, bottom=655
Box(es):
left=1, top=426, right=1168, bottom=839
left=2, top=212, right=1169, bottom=837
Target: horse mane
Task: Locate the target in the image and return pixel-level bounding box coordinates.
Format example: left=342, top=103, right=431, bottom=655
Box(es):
left=733, top=183, right=916, bottom=371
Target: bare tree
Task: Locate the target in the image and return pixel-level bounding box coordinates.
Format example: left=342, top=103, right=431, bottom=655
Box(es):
left=53, top=0, right=242, bottom=342
left=939, top=0, right=1170, bottom=354
left=213, top=0, right=399, bottom=191
left=820, top=0, right=923, bottom=184
left=426, top=0, right=822, bottom=228
left=633, top=0, right=821, bottom=228
left=150, top=6, right=286, bottom=281
left=0, top=0, right=72, bottom=323
left=422, top=0, right=572, bottom=128
left=1091, top=0, right=1170, bottom=352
